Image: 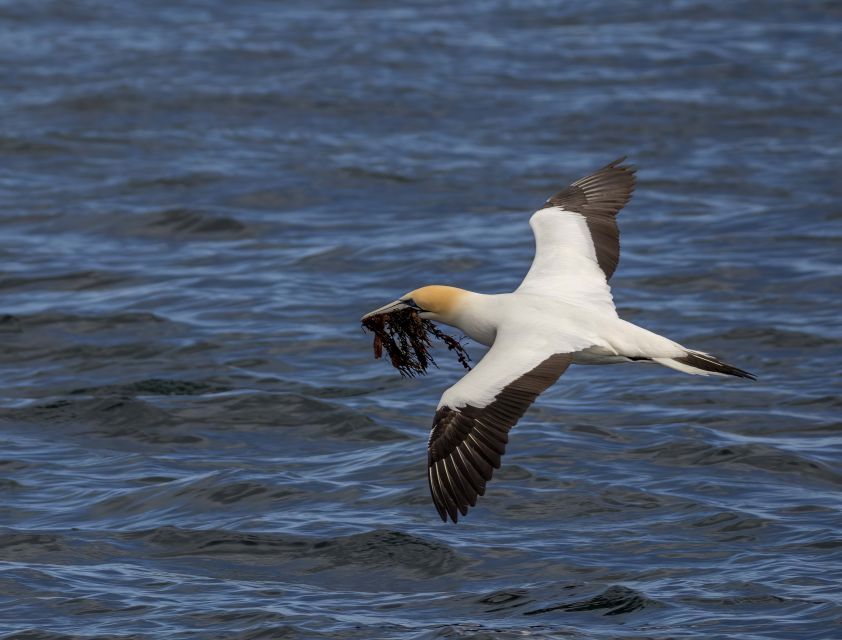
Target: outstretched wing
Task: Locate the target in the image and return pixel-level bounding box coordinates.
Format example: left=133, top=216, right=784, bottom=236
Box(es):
left=427, top=331, right=583, bottom=522
left=516, top=157, right=636, bottom=310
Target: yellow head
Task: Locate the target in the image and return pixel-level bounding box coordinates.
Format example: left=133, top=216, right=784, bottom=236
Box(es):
left=362, top=285, right=467, bottom=324
left=406, top=286, right=465, bottom=319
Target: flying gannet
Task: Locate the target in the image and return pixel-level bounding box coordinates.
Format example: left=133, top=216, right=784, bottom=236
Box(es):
left=362, top=157, right=754, bottom=523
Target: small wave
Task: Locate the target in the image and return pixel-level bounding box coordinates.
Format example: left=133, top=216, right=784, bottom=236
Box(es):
left=0, top=314, right=22, bottom=334
left=138, top=208, right=249, bottom=238
left=0, top=532, right=65, bottom=562
left=0, top=459, right=30, bottom=472
left=0, top=397, right=204, bottom=446
left=525, top=584, right=658, bottom=616
left=122, top=172, right=224, bottom=190
left=477, top=589, right=532, bottom=613
left=634, top=441, right=842, bottom=485
left=309, top=529, right=469, bottom=577
left=70, top=378, right=229, bottom=397
left=340, top=166, right=415, bottom=183
left=501, top=483, right=681, bottom=521
left=85, top=476, right=296, bottom=523
left=4, top=311, right=170, bottom=331
left=691, top=510, right=770, bottom=535
left=716, top=326, right=840, bottom=348
left=0, top=134, right=68, bottom=154
left=190, top=392, right=409, bottom=442
left=294, top=245, right=358, bottom=267
left=126, top=527, right=468, bottom=577
left=0, top=270, right=131, bottom=293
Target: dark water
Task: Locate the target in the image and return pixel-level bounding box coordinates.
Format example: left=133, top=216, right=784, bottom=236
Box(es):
left=1, top=1, right=840, bottom=638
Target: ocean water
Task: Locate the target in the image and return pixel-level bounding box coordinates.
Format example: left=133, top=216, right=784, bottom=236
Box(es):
left=1, top=1, right=840, bottom=638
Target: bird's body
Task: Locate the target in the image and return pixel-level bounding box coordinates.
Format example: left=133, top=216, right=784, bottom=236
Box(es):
left=363, top=158, right=754, bottom=523
left=431, top=288, right=681, bottom=357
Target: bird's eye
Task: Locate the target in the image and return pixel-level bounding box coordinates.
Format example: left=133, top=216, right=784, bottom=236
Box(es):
left=404, top=299, right=422, bottom=310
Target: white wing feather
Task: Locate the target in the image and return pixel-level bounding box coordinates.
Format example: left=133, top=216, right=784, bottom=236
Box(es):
left=438, top=326, right=593, bottom=411
left=516, top=206, right=616, bottom=314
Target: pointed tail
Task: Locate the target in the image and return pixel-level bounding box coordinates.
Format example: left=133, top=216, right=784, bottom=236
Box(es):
left=654, top=350, right=756, bottom=380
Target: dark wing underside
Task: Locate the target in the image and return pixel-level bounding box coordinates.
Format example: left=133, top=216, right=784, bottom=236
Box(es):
left=542, top=157, right=636, bottom=280
left=427, top=353, right=573, bottom=523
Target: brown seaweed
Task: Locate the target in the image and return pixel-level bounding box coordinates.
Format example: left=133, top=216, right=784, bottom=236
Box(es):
left=361, top=308, right=471, bottom=378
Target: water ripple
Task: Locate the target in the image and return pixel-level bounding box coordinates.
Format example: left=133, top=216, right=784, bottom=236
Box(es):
left=1, top=0, right=839, bottom=638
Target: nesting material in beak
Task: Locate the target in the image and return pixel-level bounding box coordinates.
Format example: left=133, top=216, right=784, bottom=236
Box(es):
left=361, top=307, right=471, bottom=378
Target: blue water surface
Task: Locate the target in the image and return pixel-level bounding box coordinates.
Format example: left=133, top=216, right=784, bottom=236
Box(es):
left=0, top=1, right=840, bottom=638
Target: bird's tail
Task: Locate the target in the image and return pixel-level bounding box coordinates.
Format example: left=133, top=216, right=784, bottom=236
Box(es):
left=653, top=350, right=756, bottom=380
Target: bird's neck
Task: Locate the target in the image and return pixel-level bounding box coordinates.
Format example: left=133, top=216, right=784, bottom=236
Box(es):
left=436, top=290, right=499, bottom=347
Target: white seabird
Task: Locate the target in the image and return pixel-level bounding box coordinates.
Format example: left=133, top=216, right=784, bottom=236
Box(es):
left=363, top=157, right=754, bottom=523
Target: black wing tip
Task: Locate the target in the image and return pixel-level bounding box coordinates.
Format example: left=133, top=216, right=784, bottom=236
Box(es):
left=431, top=494, right=458, bottom=523
left=436, top=500, right=467, bottom=524
left=597, top=156, right=638, bottom=194
left=544, top=156, right=637, bottom=211
left=429, top=472, right=449, bottom=522
left=428, top=455, right=481, bottom=524
left=678, top=351, right=757, bottom=380
left=715, top=366, right=757, bottom=381
left=436, top=505, right=449, bottom=522
left=603, top=155, right=636, bottom=173
left=596, top=156, right=638, bottom=190
left=730, top=367, right=757, bottom=381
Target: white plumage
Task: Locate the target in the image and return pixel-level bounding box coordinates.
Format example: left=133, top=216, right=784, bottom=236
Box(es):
left=363, top=157, right=754, bottom=523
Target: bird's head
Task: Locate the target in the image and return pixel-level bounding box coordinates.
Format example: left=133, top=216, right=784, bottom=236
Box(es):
left=361, top=285, right=466, bottom=325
